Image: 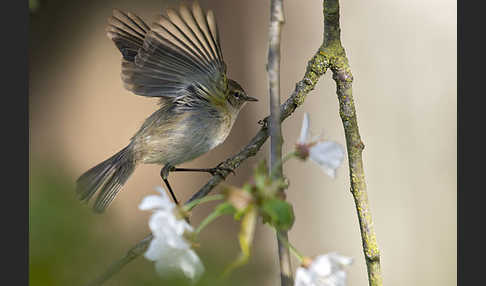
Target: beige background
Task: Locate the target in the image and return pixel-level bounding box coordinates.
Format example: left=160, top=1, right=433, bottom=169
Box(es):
left=30, top=0, right=456, bottom=285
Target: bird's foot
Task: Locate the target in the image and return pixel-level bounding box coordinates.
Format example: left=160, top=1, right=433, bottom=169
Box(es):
left=207, top=163, right=235, bottom=177
left=169, top=163, right=235, bottom=177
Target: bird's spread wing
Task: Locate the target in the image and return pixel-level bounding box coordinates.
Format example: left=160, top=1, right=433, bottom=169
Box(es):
left=107, top=2, right=228, bottom=107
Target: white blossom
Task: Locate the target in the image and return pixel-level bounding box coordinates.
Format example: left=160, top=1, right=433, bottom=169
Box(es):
left=295, top=253, right=352, bottom=286
left=296, top=113, right=345, bottom=178
left=139, top=186, right=204, bottom=282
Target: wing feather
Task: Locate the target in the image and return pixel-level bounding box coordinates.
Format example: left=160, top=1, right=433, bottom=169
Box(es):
left=108, top=2, right=228, bottom=106
left=107, top=9, right=149, bottom=61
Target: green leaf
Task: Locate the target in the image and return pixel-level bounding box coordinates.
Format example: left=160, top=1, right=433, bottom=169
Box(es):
left=261, top=198, right=295, bottom=231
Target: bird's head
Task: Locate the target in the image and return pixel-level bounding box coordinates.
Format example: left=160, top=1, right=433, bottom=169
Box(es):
left=226, top=79, right=258, bottom=111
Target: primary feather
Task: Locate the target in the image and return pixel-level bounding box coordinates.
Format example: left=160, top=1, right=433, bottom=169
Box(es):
left=107, top=1, right=228, bottom=109
left=107, top=9, right=150, bottom=62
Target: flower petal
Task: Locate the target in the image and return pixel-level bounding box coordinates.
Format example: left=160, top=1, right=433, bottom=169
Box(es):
left=327, top=252, right=353, bottom=267
left=139, top=186, right=174, bottom=211
left=294, top=267, right=314, bottom=286
left=149, top=211, right=173, bottom=236
left=310, top=254, right=333, bottom=277
left=140, top=186, right=204, bottom=282
left=296, top=253, right=352, bottom=286
left=153, top=248, right=204, bottom=282
left=144, top=235, right=168, bottom=261
left=178, top=249, right=205, bottom=281
left=139, top=195, right=168, bottom=211
left=298, top=113, right=310, bottom=144
left=153, top=248, right=185, bottom=276
left=309, top=141, right=345, bottom=178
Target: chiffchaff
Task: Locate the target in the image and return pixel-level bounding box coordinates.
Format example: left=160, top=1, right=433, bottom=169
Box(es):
left=76, top=1, right=257, bottom=212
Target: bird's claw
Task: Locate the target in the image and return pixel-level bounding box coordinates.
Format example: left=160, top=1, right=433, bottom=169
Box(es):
left=208, top=164, right=235, bottom=177
left=258, top=118, right=269, bottom=128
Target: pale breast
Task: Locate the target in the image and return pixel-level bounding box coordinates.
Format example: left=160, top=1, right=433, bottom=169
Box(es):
left=209, top=110, right=235, bottom=149
left=134, top=107, right=235, bottom=166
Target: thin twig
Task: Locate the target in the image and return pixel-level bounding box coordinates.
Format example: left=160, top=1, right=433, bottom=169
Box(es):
left=268, top=2, right=285, bottom=179
left=85, top=234, right=153, bottom=286
left=267, top=1, right=293, bottom=286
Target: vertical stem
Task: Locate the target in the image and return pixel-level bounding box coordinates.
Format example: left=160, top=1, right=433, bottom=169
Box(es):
left=322, top=1, right=383, bottom=285
left=335, top=68, right=383, bottom=286
left=267, top=1, right=293, bottom=285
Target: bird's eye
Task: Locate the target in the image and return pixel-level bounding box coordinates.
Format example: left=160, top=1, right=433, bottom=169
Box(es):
left=234, top=92, right=241, bottom=99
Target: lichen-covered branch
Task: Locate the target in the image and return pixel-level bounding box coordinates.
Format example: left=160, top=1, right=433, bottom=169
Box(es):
left=321, top=1, right=383, bottom=285
left=267, top=1, right=293, bottom=285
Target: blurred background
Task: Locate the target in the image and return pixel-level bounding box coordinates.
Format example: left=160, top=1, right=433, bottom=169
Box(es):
left=29, top=0, right=456, bottom=285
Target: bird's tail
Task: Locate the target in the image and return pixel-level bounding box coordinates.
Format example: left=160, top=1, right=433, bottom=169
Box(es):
left=76, top=145, right=136, bottom=213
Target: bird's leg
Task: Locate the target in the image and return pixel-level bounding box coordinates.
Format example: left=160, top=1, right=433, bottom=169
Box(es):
left=170, top=162, right=235, bottom=177
left=160, top=164, right=179, bottom=205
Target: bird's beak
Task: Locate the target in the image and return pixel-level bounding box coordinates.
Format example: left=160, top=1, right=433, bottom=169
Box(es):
left=245, top=95, right=259, bottom=102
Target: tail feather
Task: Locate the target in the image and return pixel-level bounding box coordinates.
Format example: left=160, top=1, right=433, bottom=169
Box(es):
left=76, top=145, right=136, bottom=213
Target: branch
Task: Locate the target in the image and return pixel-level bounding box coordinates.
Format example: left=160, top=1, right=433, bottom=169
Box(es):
left=268, top=1, right=285, bottom=179
left=267, top=1, right=293, bottom=286
left=321, top=1, right=383, bottom=285
left=85, top=234, right=153, bottom=286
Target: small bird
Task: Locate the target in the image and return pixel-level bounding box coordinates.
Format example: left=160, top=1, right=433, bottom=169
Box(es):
left=76, top=1, right=258, bottom=213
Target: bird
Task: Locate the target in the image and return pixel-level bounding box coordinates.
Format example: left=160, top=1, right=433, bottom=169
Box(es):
left=76, top=1, right=258, bottom=213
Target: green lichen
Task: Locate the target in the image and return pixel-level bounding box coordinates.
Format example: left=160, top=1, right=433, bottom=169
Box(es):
left=319, top=1, right=382, bottom=286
